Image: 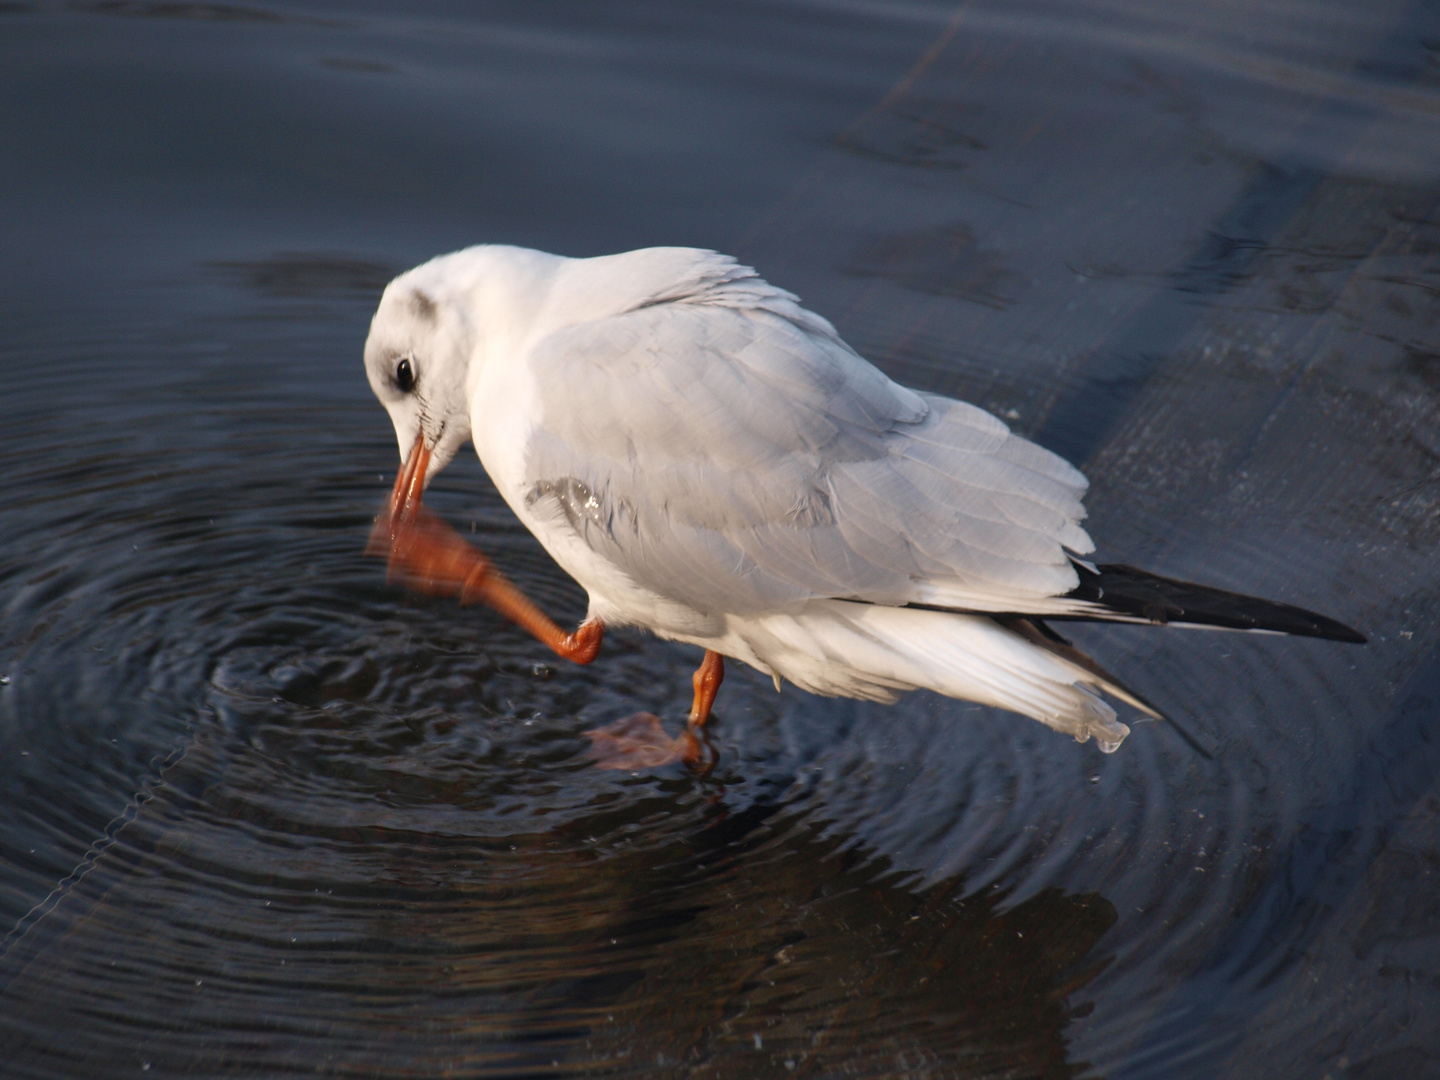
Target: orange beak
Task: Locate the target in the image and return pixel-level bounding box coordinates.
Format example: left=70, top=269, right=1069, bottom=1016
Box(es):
left=368, top=429, right=492, bottom=599
left=367, top=429, right=430, bottom=557
left=391, top=429, right=430, bottom=522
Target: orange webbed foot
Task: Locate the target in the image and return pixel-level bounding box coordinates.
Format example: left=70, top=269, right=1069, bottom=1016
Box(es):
left=584, top=713, right=713, bottom=772
left=583, top=650, right=725, bottom=772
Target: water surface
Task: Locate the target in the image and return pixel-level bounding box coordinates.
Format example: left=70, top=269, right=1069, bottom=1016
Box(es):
left=2, top=1, right=1439, bottom=1077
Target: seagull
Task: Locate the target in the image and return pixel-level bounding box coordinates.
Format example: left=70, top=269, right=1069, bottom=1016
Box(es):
left=363, top=245, right=1364, bottom=769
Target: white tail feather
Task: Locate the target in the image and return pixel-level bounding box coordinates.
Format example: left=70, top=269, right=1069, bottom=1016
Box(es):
left=741, top=600, right=1132, bottom=751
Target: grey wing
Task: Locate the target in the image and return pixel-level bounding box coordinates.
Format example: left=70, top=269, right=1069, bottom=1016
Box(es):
left=521, top=282, right=1095, bottom=618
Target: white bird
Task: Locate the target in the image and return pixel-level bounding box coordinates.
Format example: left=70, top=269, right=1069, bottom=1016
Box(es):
left=363, top=245, right=1364, bottom=769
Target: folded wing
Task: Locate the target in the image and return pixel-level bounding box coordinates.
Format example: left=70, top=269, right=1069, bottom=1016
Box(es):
left=521, top=253, right=1097, bottom=619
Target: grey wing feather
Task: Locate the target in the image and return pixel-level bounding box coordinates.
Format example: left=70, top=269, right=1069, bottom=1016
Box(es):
left=522, top=254, right=1093, bottom=617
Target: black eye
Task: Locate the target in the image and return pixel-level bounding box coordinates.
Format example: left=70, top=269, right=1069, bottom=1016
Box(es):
left=395, top=357, right=415, bottom=393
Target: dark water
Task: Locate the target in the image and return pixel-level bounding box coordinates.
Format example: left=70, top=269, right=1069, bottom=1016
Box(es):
left=2, top=1, right=1439, bottom=1077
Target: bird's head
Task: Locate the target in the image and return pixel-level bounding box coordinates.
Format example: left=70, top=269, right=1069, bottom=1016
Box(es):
left=363, top=276, right=476, bottom=491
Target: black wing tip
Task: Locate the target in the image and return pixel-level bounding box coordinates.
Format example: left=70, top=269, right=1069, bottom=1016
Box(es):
left=1323, top=623, right=1368, bottom=645
left=1069, top=563, right=1367, bottom=644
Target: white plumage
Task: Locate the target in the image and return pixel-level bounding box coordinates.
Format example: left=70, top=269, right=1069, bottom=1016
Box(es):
left=364, top=245, right=1147, bottom=753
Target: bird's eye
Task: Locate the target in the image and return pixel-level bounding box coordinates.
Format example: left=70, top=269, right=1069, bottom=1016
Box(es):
left=395, top=357, right=415, bottom=393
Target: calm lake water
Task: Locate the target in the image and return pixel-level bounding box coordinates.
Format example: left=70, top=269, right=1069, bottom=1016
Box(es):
left=2, top=1, right=1439, bottom=1077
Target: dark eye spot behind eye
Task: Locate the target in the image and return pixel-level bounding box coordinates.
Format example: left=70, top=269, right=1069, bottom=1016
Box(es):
left=395, top=357, right=415, bottom=393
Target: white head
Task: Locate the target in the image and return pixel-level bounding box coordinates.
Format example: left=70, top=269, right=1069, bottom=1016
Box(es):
left=363, top=267, right=477, bottom=487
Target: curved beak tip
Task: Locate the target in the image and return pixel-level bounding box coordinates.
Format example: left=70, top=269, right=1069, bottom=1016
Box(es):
left=389, top=431, right=432, bottom=516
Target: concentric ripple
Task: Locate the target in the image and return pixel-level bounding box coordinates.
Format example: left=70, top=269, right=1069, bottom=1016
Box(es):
left=0, top=299, right=1124, bottom=1078
left=0, top=285, right=1356, bottom=1080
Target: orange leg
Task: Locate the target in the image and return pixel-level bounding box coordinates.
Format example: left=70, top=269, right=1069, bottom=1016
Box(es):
left=671, top=649, right=725, bottom=770
left=372, top=432, right=721, bottom=772
left=370, top=432, right=603, bottom=665
left=688, top=650, right=725, bottom=728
